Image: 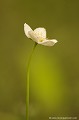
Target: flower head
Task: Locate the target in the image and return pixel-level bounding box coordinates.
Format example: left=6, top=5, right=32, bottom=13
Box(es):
left=24, top=23, right=58, bottom=46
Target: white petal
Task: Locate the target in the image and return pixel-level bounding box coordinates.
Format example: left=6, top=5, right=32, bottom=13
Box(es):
left=28, top=31, right=39, bottom=43
left=38, top=39, right=58, bottom=46
left=24, top=23, right=32, bottom=38
left=34, top=28, right=46, bottom=39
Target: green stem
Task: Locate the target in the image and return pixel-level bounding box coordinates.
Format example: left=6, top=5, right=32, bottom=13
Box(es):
left=26, top=42, right=37, bottom=120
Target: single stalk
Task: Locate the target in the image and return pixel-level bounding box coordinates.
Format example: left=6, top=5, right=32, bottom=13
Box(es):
left=26, top=42, right=37, bottom=120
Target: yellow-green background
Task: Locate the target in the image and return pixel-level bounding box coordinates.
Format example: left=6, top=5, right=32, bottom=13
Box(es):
left=0, top=0, right=79, bottom=120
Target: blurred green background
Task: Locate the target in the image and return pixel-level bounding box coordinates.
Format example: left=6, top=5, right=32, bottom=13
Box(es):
left=0, top=0, right=79, bottom=120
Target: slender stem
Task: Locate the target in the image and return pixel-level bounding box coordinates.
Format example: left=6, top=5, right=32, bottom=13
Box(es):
left=26, top=42, right=37, bottom=120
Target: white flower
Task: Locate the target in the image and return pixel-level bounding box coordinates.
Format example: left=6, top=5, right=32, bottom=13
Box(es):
left=24, top=23, right=58, bottom=46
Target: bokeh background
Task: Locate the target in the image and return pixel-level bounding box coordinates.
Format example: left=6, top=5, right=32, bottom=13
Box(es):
left=0, top=0, right=79, bottom=120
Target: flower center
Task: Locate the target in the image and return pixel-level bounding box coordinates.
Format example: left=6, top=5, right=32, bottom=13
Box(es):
left=39, top=39, right=44, bottom=42
left=38, top=38, right=45, bottom=42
